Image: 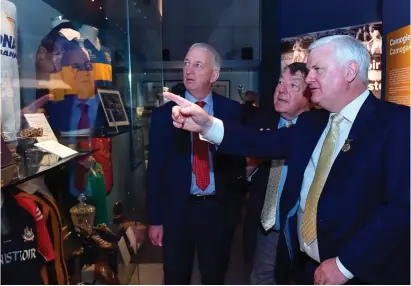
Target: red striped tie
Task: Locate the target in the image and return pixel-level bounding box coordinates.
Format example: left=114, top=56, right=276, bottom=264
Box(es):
left=192, top=101, right=210, bottom=190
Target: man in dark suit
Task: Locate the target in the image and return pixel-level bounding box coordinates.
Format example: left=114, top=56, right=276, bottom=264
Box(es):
left=146, top=43, right=245, bottom=284
left=163, top=35, right=410, bottom=285
left=243, top=62, right=312, bottom=284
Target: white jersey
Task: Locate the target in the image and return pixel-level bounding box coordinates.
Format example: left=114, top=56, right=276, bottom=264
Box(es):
left=1, top=0, right=20, bottom=141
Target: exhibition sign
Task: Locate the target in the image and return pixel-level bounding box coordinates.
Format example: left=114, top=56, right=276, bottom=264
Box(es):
left=385, top=25, right=410, bottom=106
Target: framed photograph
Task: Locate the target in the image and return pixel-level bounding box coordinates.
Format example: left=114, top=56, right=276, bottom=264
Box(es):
left=97, top=89, right=130, bottom=127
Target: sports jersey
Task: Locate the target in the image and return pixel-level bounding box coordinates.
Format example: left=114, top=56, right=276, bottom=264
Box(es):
left=15, top=190, right=69, bottom=285
left=83, top=38, right=112, bottom=88
left=1, top=191, right=54, bottom=285
left=1, top=0, right=20, bottom=141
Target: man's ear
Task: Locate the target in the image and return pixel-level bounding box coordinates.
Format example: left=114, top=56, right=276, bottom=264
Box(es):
left=345, top=61, right=360, bottom=82
left=210, top=70, right=220, bottom=83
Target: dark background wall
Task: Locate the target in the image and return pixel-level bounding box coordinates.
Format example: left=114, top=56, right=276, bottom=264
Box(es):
left=162, top=0, right=260, bottom=61
left=259, top=0, right=382, bottom=109
left=382, top=0, right=409, bottom=37
left=381, top=0, right=410, bottom=100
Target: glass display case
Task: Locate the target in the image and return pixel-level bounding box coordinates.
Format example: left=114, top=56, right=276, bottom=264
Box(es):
left=1, top=0, right=162, bottom=284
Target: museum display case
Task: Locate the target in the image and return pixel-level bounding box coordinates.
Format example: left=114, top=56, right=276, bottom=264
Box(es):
left=1, top=0, right=162, bottom=284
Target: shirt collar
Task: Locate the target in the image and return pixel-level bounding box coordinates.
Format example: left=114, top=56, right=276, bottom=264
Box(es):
left=59, top=28, right=80, bottom=41
left=332, top=89, right=369, bottom=123
left=278, top=116, right=298, bottom=128
left=185, top=91, right=213, bottom=108
left=73, top=95, right=95, bottom=105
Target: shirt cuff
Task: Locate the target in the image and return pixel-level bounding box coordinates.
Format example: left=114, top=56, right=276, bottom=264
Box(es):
left=199, top=117, right=224, bottom=145
left=336, top=257, right=354, bottom=279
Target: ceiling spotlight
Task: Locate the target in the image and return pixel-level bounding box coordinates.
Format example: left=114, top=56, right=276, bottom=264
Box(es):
left=100, top=6, right=102, bottom=9
left=105, top=17, right=108, bottom=20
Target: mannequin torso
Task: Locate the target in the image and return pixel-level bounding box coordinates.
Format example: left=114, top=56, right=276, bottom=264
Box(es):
left=79, top=25, right=101, bottom=50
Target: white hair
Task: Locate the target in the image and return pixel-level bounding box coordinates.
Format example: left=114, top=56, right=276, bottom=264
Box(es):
left=189, top=43, right=222, bottom=71
left=308, top=35, right=370, bottom=85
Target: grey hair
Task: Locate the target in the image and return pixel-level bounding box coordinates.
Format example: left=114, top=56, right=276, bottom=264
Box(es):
left=189, top=43, right=222, bottom=71
left=308, top=35, right=370, bottom=85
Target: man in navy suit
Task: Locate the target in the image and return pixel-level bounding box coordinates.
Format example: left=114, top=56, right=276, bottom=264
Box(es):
left=163, top=35, right=410, bottom=285
left=146, top=43, right=245, bottom=284
left=244, top=62, right=312, bottom=284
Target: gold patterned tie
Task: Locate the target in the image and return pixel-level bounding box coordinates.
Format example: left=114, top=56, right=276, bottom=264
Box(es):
left=301, top=113, right=345, bottom=244
left=261, top=121, right=293, bottom=231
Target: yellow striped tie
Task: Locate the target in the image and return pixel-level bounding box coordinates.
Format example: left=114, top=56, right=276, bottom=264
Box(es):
left=301, top=113, right=345, bottom=244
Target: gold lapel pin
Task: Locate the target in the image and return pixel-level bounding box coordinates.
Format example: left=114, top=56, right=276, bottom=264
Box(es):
left=342, top=139, right=353, bottom=152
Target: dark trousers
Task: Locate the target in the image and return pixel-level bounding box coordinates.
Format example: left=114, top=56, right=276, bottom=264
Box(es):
left=163, top=198, right=237, bottom=285
left=250, top=227, right=280, bottom=284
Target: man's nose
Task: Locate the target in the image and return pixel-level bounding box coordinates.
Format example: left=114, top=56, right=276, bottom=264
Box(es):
left=185, top=65, right=194, bottom=74
left=278, top=83, right=288, bottom=93
left=305, top=71, right=315, bottom=84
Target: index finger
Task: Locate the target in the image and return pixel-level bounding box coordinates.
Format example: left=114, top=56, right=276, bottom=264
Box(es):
left=163, top=92, right=192, bottom=108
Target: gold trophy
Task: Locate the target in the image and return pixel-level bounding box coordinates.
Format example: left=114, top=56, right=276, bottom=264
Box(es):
left=70, top=194, right=96, bottom=235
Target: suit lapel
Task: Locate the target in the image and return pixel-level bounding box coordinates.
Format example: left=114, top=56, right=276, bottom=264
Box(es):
left=171, top=102, right=191, bottom=155
left=345, top=93, right=378, bottom=141
left=330, top=93, right=378, bottom=173
left=212, top=93, right=227, bottom=121
left=209, top=94, right=226, bottom=157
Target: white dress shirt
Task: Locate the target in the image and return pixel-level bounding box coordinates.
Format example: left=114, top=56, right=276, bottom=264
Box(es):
left=297, top=89, right=369, bottom=279
left=201, top=89, right=370, bottom=279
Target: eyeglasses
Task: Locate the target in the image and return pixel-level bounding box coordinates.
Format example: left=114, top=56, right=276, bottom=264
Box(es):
left=71, top=61, right=93, bottom=71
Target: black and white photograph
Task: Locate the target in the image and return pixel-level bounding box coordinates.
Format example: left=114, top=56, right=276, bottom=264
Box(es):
left=281, top=22, right=382, bottom=98
left=97, top=89, right=130, bottom=127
